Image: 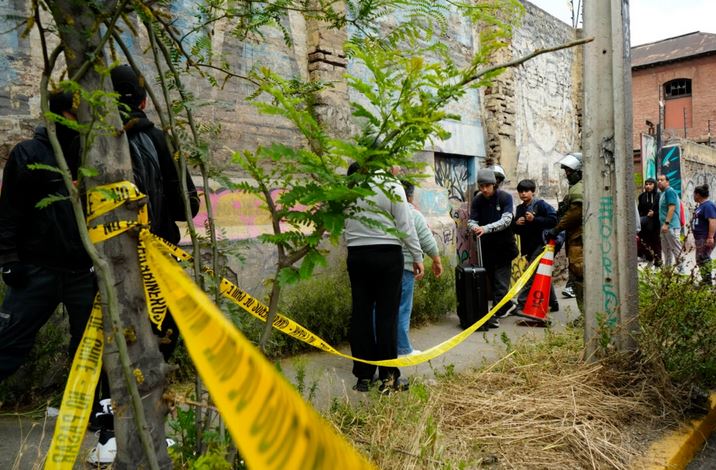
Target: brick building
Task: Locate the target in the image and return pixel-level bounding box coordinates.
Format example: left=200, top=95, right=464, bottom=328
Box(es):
left=632, top=31, right=716, bottom=149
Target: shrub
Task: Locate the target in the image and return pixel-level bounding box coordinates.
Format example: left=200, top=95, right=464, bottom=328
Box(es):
left=412, top=256, right=455, bottom=326
left=231, top=256, right=455, bottom=358
left=0, top=309, right=70, bottom=410
left=637, top=267, right=716, bottom=389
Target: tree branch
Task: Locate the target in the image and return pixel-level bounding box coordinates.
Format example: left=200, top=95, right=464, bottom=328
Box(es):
left=461, top=36, right=594, bottom=87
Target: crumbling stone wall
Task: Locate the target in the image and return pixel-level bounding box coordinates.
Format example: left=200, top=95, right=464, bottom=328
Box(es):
left=483, top=1, right=583, bottom=196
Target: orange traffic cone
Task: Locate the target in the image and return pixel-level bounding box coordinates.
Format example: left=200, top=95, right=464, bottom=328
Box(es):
left=517, top=240, right=556, bottom=325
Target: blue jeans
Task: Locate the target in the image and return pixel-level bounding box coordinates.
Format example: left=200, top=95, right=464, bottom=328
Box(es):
left=397, top=270, right=415, bottom=356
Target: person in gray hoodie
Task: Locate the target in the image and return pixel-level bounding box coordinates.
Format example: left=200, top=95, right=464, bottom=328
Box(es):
left=398, top=181, right=443, bottom=356
left=345, top=163, right=424, bottom=393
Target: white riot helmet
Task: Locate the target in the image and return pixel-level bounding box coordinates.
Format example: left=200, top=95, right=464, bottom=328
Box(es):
left=558, top=152, right=582, bottom=171
left=489, top=164, right=506, bottom=186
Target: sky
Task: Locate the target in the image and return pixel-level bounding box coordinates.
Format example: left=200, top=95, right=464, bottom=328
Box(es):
left=529, top=0, right=716, bottom=46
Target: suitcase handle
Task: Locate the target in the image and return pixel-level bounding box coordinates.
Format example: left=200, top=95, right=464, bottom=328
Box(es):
left=473, top=233, right=484, bottom=267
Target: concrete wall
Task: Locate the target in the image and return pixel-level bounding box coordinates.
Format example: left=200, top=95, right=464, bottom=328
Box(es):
left=632, top=55, right=716, bottom=149
left=509, top=1, right=582, bottom=196
left=679, top=140, right=716, bottom=214
left=0, top=1, right=583, bottom=292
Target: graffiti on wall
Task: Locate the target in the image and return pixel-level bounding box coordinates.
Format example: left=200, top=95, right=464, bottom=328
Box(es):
left=658, top=145, right=682, bottom=197
left=683, top=165, right=716, bottom=212
left=180, top=187, right=303, bottom=243
left=434, top=155, right=471, bottom=202
left=641, top=133, right=657, bottom=184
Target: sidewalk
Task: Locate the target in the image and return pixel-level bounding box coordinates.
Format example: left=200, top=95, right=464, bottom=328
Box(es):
left=0, top=279, right=579, bottom=469
left=278, top=278, right=580, bottom=411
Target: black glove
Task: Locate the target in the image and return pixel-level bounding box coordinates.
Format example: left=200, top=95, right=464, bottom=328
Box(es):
left=1, top=262, right=32, bottom=289
left=542, top=228, right=559, bottom=243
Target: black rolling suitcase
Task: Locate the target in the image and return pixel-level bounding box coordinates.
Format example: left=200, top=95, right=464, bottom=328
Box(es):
left=455, top=237, right=489, bottom=329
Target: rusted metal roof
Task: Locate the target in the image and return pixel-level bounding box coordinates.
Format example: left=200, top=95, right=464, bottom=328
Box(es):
left=631, top=31, right=716, bottom=69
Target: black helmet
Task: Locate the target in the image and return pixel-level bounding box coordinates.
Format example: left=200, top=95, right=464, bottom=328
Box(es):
left=110, top=64, right=147, bottom=110
left=49, top=90, right=76, bottom=115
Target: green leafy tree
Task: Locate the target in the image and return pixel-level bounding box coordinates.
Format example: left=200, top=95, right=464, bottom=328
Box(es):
left=6, top=0, right=590, bottom=466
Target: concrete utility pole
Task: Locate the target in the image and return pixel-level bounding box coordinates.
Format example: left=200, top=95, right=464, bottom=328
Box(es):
left=582, top=0, right=639, bottom=358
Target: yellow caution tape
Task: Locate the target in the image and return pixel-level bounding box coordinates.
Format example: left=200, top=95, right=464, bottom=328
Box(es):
left=45, top=297, right=104, bottom=469
left=141, top=231, right=377, bottom=470
left=88, top=219, right=141, bottom=244
left=86, top=181, right=148, bottom=244
left=147, top=231, right=544, bottom=367
left=86, top=180, right=145, bottom=222
left=138, top=240, right=168, bottom=330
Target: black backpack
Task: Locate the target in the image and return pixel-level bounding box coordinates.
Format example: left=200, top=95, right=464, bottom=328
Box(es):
left=127, top=131, right=164, bottom=228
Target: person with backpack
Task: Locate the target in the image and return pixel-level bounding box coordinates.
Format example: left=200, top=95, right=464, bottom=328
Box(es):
left=86, top=65, right=201, bottom=465
left=511, top=179, right=559, bottom=316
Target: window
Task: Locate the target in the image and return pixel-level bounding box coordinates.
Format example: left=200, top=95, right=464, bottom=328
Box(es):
left=663, top=79, right=693, bottom=131
left=664, top=78, right=692, bottom=99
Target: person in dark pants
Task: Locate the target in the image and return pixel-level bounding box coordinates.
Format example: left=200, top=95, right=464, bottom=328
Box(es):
left=512, top=179, right=559, bottom=314
left=344, top=163, right=424, bottom=393
left=637, top=177, right=662, bottom=265
left=110, top=64, right=200, bottom=359
left=0, top=91, right=96, bottom=381
left=692, top=184, right=716, bottom=285
left=545, top=152, right=584, bottom=315
left=86, top=66, right=202, bottom=464
left=468, top=168, right=518, bottom=325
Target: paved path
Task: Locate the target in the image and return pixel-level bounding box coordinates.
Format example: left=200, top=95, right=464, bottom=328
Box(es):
left=687, top=431, right=716, bottom=470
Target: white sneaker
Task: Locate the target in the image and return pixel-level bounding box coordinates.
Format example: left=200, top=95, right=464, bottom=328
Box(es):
left=562, top=286, right=576, bottom=298
left=87, top=430, right=116, bottom=465
left=408, top=349, right=422, bottom=356
left=86, top=433, right=176, bottom=464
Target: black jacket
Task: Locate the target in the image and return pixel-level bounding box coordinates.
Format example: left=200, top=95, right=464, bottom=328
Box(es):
left=512, top=198, right=558, bottom=256
left=0, top=127, right=91, bottom=270
left=637, top=189, right=660, bottom=234
left=123, top=110, right=200, bottom=244
left=469, top=189, right=518, bottom=264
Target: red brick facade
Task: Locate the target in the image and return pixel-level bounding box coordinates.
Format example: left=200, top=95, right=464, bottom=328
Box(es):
left=632, top=54, right=716, bottom=149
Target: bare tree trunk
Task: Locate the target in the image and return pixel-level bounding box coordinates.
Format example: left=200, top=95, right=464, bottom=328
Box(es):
left=50, top=1, right=171, bottom=468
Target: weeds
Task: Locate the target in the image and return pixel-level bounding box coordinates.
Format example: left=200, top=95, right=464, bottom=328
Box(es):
left=637, top=266, right=716, bottom=390
left=328, top=328, right=684, bottom=469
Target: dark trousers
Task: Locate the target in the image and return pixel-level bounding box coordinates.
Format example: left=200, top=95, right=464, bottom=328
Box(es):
left=347, top=245, right=403, bottom=381
left=0, top=265, right=96, bottom=381
left=484, top=257, right=513, bottom=315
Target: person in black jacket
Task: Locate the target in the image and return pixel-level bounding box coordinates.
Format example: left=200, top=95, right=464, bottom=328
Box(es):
left=637, top=177, right=661, bottom=265
left=468, top=168, right=518, bottom=326
left=0, top=91, right=95, bottom=380
left=85, top=66, right=202, bottom=464
left=511, top=179, right=559, bottom=315
left=109, top=64, right=200, bottom=357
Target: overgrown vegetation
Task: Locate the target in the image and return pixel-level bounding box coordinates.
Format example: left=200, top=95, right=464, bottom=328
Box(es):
left=230, top=256, right=454, bottom=357
left=328, top=328, right=685, bottom=469
left=637, top=266, right=716, bottom=391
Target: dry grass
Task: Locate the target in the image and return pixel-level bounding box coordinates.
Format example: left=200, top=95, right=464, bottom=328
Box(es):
left=330, top=329, right=687, bottom=469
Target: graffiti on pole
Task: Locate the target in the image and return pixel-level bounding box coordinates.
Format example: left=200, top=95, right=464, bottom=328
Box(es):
left=598, top=196, right=618, bottom=323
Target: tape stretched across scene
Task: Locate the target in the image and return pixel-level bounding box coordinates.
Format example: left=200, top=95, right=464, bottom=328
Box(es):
left=44, top=297, right=104, bottom=469
left=148, top=232, right=545, bottom=367
left=84, top=180, right=547, bottom=367
left=141, top=231, right=377, bottom=470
